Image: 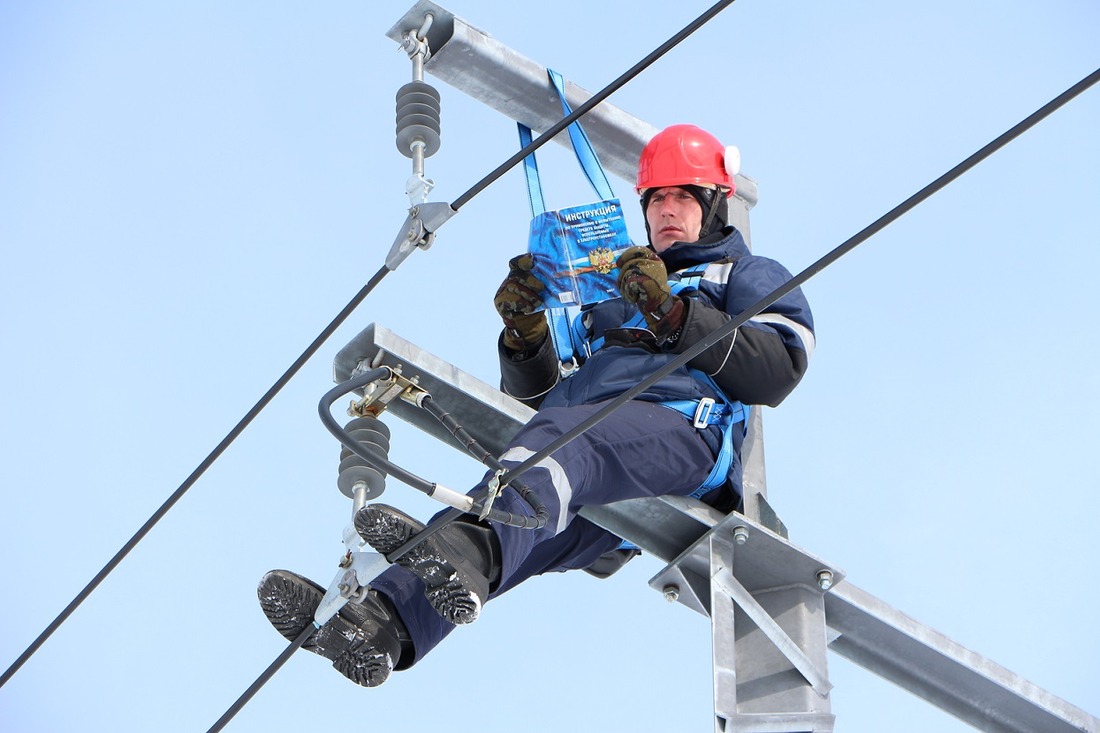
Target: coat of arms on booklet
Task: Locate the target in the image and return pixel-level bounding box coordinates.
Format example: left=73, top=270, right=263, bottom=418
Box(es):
left=527, top=198, right=634, bottom=310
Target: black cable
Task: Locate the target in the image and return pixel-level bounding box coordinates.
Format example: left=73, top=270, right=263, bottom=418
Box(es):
left=206, top=623, right=315, bottom=733
left=318, top=367, right=437, bottom=495
left=317, top=371, right=549, bottom=529
left=0, top=265, right=390, bottom=690
left=450, top=0, right=736, bottom=210
left=492, top=65, right=1100, bottom=492
left=418, top=395, right=550, bottom=528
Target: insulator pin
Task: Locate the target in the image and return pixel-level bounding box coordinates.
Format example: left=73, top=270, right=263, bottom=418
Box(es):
left=395, top=81, right=441, bottom=159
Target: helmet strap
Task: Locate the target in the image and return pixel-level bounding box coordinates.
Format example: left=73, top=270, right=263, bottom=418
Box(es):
left=699, top=188, right=722, bottom=237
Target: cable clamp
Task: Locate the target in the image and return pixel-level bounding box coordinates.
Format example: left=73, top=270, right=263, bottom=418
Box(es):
left=349, top=365, right=430, bottom=417
left=385, top=202, right=456, bottom=271
left=480, top=468, right=507, bottom=521
left=313, top=552, right=390, bottom=627
left=399, top=13, right=433, bottom=63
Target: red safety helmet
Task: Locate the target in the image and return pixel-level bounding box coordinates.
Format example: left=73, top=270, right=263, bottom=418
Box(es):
left=636, top=124, right=735, bottom=197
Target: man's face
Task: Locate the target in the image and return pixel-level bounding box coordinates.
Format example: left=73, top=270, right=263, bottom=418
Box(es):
left=645, top=186, right=703, bottom=252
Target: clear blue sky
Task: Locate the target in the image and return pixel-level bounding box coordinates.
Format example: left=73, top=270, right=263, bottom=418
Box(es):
left=1, top=2, right=1097, bottom=731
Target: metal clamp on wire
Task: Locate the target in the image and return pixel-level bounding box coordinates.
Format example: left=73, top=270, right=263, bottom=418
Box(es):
left=313, top=552, right=391, bottom=627
left=479, top=468, right=508, bottom=521
left=693, top=397, right=716, bottom=428
left=384, top=202, right=457, bottom=271
left=348, top=364, right=431, bottom=418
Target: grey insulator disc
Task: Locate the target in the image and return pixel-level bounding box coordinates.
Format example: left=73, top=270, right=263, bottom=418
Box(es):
left=337, top=417, right=391, bottom=498
left=337, top=462, right=386, bottom=500
left=344, top=416, right=391, bottom=440
left=395, top=81, right=441, bottom=158
left=340, top=427, right=391, bottom=461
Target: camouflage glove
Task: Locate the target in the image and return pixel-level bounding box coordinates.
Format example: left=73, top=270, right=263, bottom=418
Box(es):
left=493, top=253, right=548, bottom=352
left=616, top=246, right=686, bottom=345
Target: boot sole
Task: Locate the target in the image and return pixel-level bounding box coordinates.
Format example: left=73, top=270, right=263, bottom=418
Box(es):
left=356, top=506, right=485, bottom=626
left=257, top=570, right=398, bottom=687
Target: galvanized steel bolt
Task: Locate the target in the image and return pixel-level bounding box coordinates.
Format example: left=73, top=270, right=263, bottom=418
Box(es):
left=816, top=570, right=834, bottom=591
left=733, top=526, right=749, bottom=545
left=663, top=584, right=680, bottom=603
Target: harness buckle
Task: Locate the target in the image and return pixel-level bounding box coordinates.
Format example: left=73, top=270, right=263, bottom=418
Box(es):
left=693, top=397, right=716, bottom=428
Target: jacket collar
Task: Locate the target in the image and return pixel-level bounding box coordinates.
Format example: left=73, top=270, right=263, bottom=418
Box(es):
left=656, top=226, right=749, bottom=271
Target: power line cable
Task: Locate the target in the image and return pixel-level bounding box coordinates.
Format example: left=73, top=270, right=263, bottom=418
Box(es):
left=0, top=265, right=381, bottom=689
left=206, top=625, right=315, bottom=733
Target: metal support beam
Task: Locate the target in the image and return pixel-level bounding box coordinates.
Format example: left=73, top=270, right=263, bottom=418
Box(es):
left=333, top=323, right=1099, bottom=733
left=385, top=0, right=758, bottom=238
left=825, top=584, right=1098, bottom=733
left=702, top=522, right=836, bottom=732
left=648, top=508, right=838, bottom=732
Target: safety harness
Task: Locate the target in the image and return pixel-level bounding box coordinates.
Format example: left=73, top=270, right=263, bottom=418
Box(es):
left=643, top=267, right=750, bottom=498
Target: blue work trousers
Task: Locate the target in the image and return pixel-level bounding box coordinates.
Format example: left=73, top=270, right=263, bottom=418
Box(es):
left=370, top=399, right=715, bottom=666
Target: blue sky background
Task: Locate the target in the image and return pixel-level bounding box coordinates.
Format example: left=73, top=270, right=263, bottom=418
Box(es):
left=2, top=2, right=1098, bottom=731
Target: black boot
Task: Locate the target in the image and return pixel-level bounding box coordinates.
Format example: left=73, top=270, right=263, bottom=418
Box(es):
left=354, top=504, right=501, bottom=626
left=257, top=569, right=412, bottom=688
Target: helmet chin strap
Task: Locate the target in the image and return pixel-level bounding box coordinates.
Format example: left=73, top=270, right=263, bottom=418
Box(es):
left=699, top=188, right=722, bottom=237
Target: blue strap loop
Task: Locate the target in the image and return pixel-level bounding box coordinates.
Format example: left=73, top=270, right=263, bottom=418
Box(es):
left=549, top=303, right=587, bottom=367
left=518, top=69, right=619, bottom=365
left=545, top=68, right=614, bottom=201
left=661, top=395, right=748, bottom=498
left=619, top=390, right=748, bottom=552
left=517, top=69, right=614, bottom=219
left=661, top=364, right=750, bottom=498
left=518, top=123, right=546, bottom=217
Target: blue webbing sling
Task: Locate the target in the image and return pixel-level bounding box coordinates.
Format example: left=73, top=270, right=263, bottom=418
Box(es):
left=518, top=68, right=621, bottom=366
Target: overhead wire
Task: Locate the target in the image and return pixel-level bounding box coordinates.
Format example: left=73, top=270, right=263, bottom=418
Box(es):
left=206, top=625, right=315, bottom=733
left=0, top=264, right=388, bottom=690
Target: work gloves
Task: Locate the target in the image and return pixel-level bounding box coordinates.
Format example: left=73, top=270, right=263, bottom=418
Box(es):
left=494, top=254, right=548, bottom=352
left=494, top=248, right=686, bottom=353
left=616, top=246, right=686, bottom=345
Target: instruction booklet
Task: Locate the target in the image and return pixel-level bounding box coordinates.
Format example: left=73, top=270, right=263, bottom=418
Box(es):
left=527, top=198, right=634, bottom=310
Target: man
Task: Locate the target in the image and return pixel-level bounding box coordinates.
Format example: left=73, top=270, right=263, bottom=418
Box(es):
left=258, top=124, right=815, bottom=687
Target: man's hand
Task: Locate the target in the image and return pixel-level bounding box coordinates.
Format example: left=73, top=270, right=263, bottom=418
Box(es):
left=616, top=246, right=685, bottom=344
left=494, top=254, right=548, bottom=351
